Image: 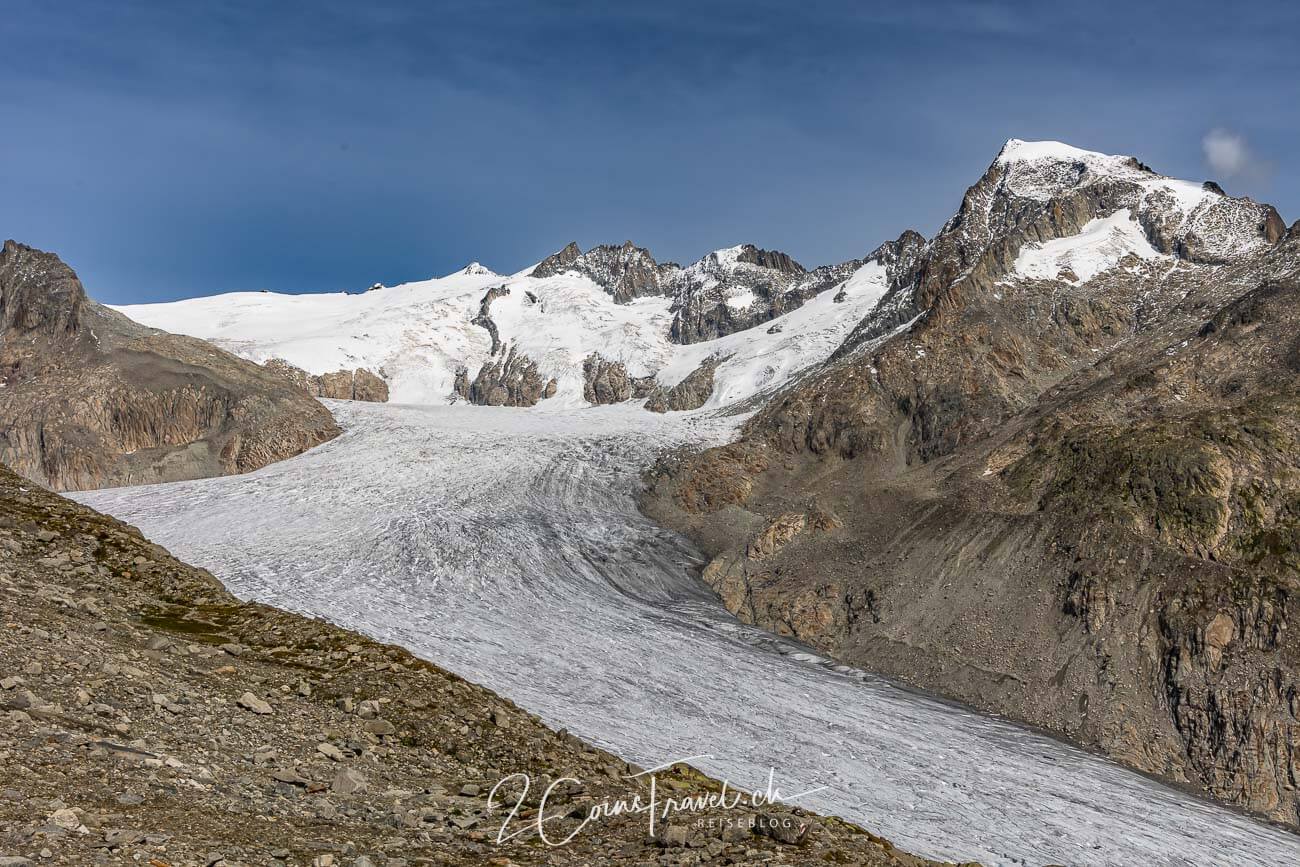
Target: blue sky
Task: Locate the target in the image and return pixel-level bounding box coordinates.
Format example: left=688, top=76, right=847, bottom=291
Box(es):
left=2, top=1, right=1297, bottom=304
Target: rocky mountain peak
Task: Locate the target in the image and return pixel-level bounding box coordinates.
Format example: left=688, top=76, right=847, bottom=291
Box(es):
left=906, top=139, right=1288, bottom=320
left=530, top=239, right=674, bottom=303
left=529, top=241, right=582, bottom=278
left=735, top=244, right=805, bottom=274
left=0, top=239, right=88, bottom=340
left=866, top=229, right=926, bottom=271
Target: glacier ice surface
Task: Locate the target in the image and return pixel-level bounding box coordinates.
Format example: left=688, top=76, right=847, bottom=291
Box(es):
left=76, top=401, right=1300, bottom=867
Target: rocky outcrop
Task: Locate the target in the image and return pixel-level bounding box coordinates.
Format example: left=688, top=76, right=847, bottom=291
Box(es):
left=263, top=358, right=389, bottom=402
left=455, top=285, right=558, bottom=406
left=737, top=245, right=805, bottom=274
left=454, top=342, right=557, bottom=407
left=643, top=355, right=726, bottom=413
left=642, top=142, right=1300, bottom=827
left=0, top=464, right=944, bottom=867
left=471, top=285, right=511, bottom=354
left=0, top=240, right=339, bottom=491
left=582, top=353, right=656, bottom=405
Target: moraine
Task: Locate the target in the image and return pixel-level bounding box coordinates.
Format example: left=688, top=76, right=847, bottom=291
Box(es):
left=76, top=400, right=1300, bottom=867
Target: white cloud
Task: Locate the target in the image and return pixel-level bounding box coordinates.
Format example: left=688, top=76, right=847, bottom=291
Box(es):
left=1201, top=128, right=1270, bottom=183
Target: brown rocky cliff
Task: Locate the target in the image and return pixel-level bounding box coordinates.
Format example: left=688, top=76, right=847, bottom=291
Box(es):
left=643, top=355, right=727, bottom=413
left=0, top=240, right=339, bottom=491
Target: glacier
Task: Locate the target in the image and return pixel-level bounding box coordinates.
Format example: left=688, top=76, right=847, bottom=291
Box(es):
left=74, top=400, right=1300, bottom=867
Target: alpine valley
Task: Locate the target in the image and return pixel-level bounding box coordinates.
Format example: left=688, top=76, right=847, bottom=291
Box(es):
left=6, top=139, right=1300, bottom=867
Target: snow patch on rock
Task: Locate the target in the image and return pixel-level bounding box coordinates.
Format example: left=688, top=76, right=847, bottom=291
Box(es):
left=1013, top=209, right=1166, bottom=283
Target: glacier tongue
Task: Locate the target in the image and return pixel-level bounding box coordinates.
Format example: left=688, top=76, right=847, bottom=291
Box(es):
left=75, top=401, right=1300, bottom=867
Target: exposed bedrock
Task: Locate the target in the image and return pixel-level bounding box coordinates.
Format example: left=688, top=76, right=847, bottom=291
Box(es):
left=263, top=358, right=390, bottom=402
left=582, top=353, right=657, bottom=405
left=643, top=355, right=727, bottom=413
left=454, top=342, right=557, bottom=407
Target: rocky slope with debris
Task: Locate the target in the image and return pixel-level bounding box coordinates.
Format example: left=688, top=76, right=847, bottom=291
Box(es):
left=0, top=463, right=962, bottom=867
left=642, top=140, right=1300, bottom=827
left=0, top=241, right=339, bottom=492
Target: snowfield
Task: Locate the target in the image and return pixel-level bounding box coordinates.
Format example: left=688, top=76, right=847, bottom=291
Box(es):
left=1012, top=209, right=1167, bottom=283
left=76, top=402, right=1300, bottom=867
left=114, top=252, right=891, bottom=410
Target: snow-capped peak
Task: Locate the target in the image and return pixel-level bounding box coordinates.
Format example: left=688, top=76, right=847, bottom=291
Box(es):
left=996, top=138, right=1128, bottom=168
left=989, top=137, right=1231, bottom=217
left=962, top=138, right=1285, bottom=271
left=456, top=262, right=497, bottom=277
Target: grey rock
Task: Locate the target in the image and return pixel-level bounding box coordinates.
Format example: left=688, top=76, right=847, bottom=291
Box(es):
left=362, top=718, right=396, bottom=736
left=236, top=692, right=273, bottom=715
left=332, top=767, right=368, bottom=795
left=317, top=742, right=345, bottom=761
left=263, top=359, right=389, bottom=403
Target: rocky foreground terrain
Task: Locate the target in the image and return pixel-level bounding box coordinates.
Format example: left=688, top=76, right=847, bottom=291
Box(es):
left=642, top=140, right=1300, bottom=828
left=0, top=463, right=968, bottom=867
left=0, top=241, right=339, bottom=491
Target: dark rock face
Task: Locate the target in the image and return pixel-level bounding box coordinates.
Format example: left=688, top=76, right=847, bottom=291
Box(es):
left=642, top=144, right=1300, bottom=826
left=455, top=343, right=557, bottom=407
left=263, top=358, right=389, bottom=402
left=0, top=240, right=339, bottom=491
left=736, top=245, right=805, bottom=274
left=643, top=355, right=726, bottom=413
left=582, top=354, right=656, bottom=405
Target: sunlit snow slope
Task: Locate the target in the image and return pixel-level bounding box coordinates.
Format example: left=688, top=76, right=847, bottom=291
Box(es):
left=115, top=254, right=892, bottom=409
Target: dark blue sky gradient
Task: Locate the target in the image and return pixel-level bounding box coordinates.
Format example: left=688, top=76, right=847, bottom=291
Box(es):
left=2, top=1, right=1297, bottom=303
